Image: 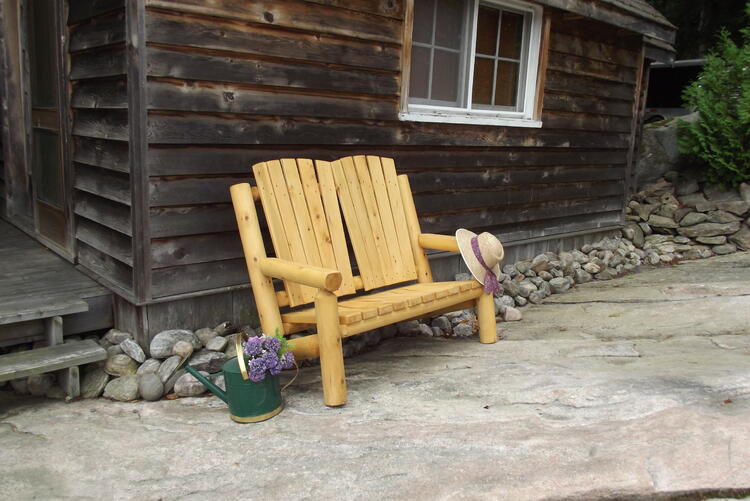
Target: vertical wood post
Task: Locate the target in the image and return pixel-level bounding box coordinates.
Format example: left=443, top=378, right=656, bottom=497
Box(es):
left=230, top=183, right=283, bottom=336
left=476, top=293, right=497, bottom=344
left=45, top=315, right=63, bottom=345
left=398, top=175, right=432, bottom=283
left=315, top=289, right=346, bottom=406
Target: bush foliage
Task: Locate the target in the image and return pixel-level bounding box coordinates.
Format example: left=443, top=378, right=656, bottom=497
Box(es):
left=678, top=2, right=750, bottom=187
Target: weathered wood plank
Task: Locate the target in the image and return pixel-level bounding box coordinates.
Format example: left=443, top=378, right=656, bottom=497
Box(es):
left=68, top=0, right=124, bottom=24
left=146, top=47, right=399, bottom=96
left=77, top=241, right=134, bottom=291
left=151, top=232, right=243, bottom=268
left=74, top=163, right=131, bottom=205
left=147, top=79, right=398, bottom=120
left=543, top=91, right=633, bottom=117
left=541, top=110, right=632, bottom=132
left=151, top=258, right=248, bottom=297
left=149, top=175, right=247, bottom=207
left=492, top=210, right=624, bottom=243
left=73, top=136, right=129, bottom=173
left=72, top=77, right=128, bottom=109
left=549, top=31, right=639, bottom=68
left=304, top=0, right=404, bottom=18
left=76, top=217, right=134, bottom=266
left=145, top=11, right=400, bottom=71
left=69, top=9, right=125, bottom=51
left=70, top=46, right=127, bottom=79
left=145, top=0, right=403, bottom=44
left=547, top=51, right=638, bottom=84
left=545, top=70, right=634, bottom=101
left=74, top=191, right=132, bottom=235
left=73, top=109, right=129, bottom=141
left=150, top=204, right=237, bottom=238
left=0, top=340, right=107, bottom=382
left=146, top=112, right=631, bottom=149
left=0, top=298, right=88, bottom=326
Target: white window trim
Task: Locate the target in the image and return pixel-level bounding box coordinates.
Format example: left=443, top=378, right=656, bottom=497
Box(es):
left=400, top=0, right=544, bottom=128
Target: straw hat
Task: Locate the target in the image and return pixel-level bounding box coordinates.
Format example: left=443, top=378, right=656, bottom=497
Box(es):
left=455, top=229, right=505, bottom=294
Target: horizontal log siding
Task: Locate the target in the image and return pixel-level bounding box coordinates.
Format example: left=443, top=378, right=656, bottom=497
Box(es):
left=69, top=2, right=134, bottom=294
left=143, top=2, right=640, bottom=298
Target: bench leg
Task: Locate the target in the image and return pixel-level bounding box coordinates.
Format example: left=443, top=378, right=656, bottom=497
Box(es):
left=58, top=366, right=81, bottom=399
left=476, top=293, right=497, bottom=344
left=315, top=290, right=347, bottom=407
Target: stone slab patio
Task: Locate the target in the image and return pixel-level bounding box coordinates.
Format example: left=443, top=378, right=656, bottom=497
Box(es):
left=1, top=253, right=750, bottom=500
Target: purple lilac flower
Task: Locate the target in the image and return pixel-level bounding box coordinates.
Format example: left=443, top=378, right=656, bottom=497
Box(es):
left=244, top=337, right=263, bottom=357
left=281, top=352, right=295, bottom=370
left=264, top=336, right=281, bottom=353
left=247, top=357, right=267, bottom=382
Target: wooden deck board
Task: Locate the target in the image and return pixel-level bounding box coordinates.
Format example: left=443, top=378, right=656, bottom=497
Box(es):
left=0, top=339, right=107, bottom=382
left=0, top=220, right=111, bottom=337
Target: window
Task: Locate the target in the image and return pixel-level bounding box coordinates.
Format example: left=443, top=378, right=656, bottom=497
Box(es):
left=401, top=0, right=544, bottom=127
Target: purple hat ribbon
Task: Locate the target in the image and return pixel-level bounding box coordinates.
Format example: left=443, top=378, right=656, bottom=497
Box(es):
left=471, top=236, right=499, bottom=295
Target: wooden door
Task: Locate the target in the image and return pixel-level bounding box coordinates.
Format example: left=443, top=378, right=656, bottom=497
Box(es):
left=25, top=0, right=71, bottom=254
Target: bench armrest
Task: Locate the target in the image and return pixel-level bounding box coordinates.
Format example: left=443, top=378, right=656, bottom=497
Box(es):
left=418, top=233, right=459, bottom=253
left=258, top=258, right=342, bottom=292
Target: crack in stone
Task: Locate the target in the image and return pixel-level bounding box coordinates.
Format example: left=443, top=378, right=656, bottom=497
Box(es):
left=0, top=421, right=47, bottom=440
left=543, top=292, right=750, bottom=306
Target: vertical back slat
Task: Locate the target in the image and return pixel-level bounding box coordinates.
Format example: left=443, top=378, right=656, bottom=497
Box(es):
left=380, top=157, right=417, bottom=278
left=252, top=161, right=305, bottom=305
left=332, top=158, right=383, bottom=289
left=281, top=159, right=322, bottom=267
left=352, top=156, right=393, bottom=282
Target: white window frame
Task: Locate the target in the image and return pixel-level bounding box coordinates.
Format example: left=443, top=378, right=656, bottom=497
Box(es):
left=400, top=0, right=544, bottom=128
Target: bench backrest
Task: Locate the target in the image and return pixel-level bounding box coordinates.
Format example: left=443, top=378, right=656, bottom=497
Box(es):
left=252, top=156, right=419, bottom=308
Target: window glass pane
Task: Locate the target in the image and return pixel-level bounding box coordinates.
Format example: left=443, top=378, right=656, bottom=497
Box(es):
left=29, top=0, right=58, bottom=109
left=498, top=11, right=524, bottom=59
left=471, top=57, right=494, bottom=105
left=475, top=6, right=499, bottom=56
left=410, top=46, right=431, bottom=99
left=33, top=129, right=63, bottom=207
left=432, top=49, right=460, bottom=102
left=435, top=0, right=465, bottom=49
left=413, top=0, right=435, bottom=43
left=495, top=61, right=519, bottom=106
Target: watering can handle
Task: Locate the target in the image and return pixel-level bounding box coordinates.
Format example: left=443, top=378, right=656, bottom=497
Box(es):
left=235, top=331, right=249, bottom=381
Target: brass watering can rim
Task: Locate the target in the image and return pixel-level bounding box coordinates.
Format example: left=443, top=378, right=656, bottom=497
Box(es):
left=235, top=331, right=250, bottom=381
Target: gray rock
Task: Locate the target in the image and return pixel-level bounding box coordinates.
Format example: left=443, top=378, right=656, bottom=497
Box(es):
left=452, top=323, right=475, bottom=337
left=172, top=340, right=194, bottom=359
left=136, top=358, right=161, bottom=376
left=696, top=235, right=727, bottom=245
left=740, top=182, right=750, bottom=203
left=213, top=321, right=237, bottom=336
left=537, top=281, right=551, bottom=298
left=81, top=367, right=110, bottom=398
left=205, top=336, right=228, bottom=352
left=583, top=262, right=601, bottom=274
left=636, top=203, right=658, bottom=221
left=502, top=279, right=520, bottom=297
left=106, top=345, right=123, bottom=357
left=431, top=316, right=452, bottom=333
left=672, top=236, right=691, bottom=244
left=715, top=201, right=749, bottom=216
left=502, top=264, right=517, bottom=277
left=548, top=277, right=570, bottom=294
left=537, top=270, right=553, bottom=281
left=528, top=277, right=544, bottom=287
left=10, top=378, right=29, bottom=395
left=677, top=221, right=741, bottom=238
left=729, top=226, right=750, bottom=251
left=104, top=354, right=138, bottom=377
left=574, top=269, right=592, bottom=284
left=530, top=254, right=551, bottom=273
left=514, top=296, right=527, bottom=307
left=46, top=385, right=66, bottom=399
left=638, top=222, right=653, bottom=235
left=622, top=223, right=645, bottom=248
left=174, top=371, right=209, bottom=397
left=570, top=250, right=589, bottom=264
left=396, top=320, right=421, bottom=336
left=27, top=374, right=55, bottom=397
left=416, top=323, right=433, bottom=337
left=119, top=339, right=146, bottom=363
left=103, top=375, right=140, bottom=402
left=679, top=212, right=708, bottom=226
left=138, top=374, right=164, bottom=402
left=704, top=184, right=741, bottom=202
left=674, top=178, right=699, bottom=196
left=528, top=291, right=544, bottom=304
left=157, top=355, right=183, bottom=383
left=656, top=203, right=678, bottom=219
left=189, top=350, right=227, bottom=373
left=695, top=201, right=718, bottom=213
left=431, top=326, right=444, bottom=337
left=515, top=260, right=531, bottom=274
left=209, top=373, right=226, bottom=392
left=195, top=328, right=218, bottom=346
left=707, top=210, right=741, bottom=224
left=454, top=272, right=472, bottom=282
left=494, top=295, right=515, bottom=316
left=149, top=330, right=201, bottom=359
left=517, top=280, right=537, bottom=298
left=164, top=369, right=185, bottom=395
left=648, top=215, right=678, bottom=229
left=596, top=269, right=616, bottom=280
left=104, top=329, right=133, bottom=345
left=504, top=306, right=522, bottom=322
left=678, top=192, right=709, bottom=207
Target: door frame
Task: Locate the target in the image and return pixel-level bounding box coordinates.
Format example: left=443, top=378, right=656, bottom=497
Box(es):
left=0, top=0, right=75, bottom=260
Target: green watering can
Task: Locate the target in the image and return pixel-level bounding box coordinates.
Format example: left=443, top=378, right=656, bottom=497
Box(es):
left=184, top=333, right=283, bottom=423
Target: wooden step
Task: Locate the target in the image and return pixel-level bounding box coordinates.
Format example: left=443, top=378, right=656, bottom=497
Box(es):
left=0, top=339, right=106, bottom=383
left=0, top=297, right=89, bottom=326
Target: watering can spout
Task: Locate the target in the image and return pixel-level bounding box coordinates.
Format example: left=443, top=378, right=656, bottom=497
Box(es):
left=184, top=365, right=228, bottom=403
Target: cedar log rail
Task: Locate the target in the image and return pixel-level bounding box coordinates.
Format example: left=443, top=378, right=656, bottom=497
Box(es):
left=230, top=156, right=497, bottom=407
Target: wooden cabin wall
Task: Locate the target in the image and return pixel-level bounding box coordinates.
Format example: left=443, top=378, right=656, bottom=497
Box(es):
left=140, top=0, right=642, bottom=300
left=68, top=0, right=134, bottom=296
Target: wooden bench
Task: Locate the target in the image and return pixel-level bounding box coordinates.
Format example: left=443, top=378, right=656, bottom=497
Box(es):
left=230, top=156, right=496, bottom=407
left=0, top=339, right=106, bottom=397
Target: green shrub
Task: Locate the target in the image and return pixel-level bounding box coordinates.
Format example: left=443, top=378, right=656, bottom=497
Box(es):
left=678, top=2, right=750, bottom=187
